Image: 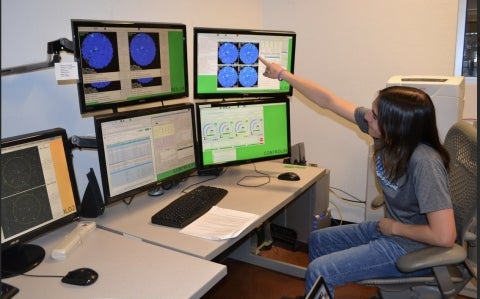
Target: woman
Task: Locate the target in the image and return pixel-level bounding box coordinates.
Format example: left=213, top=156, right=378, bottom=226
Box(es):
left=259, top=57, right=456, bottom=297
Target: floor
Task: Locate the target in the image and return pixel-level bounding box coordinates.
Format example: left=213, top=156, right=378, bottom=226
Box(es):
left=202, top=243, right=378, bottom=299
left=202, top=242, right=474, bottom=299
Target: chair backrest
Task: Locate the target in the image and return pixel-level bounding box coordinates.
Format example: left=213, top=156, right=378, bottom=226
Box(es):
left=443, top=121, right=477, bottom=245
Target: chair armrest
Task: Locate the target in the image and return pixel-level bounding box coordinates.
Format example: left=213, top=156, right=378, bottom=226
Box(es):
left=397, top=244, right=467, bottom=273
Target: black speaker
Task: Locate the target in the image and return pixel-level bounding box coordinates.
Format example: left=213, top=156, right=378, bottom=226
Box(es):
left=81, top=168, right=105, bottom=218
left=283, top=142, right=307, bottom=165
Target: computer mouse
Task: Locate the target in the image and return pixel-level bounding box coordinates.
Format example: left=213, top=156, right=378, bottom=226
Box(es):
left=61, top=268, right=98, bottom=286
left=277, top=171, right=300, bottom=181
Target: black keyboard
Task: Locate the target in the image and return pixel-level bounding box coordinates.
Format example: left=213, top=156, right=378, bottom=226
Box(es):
left=151, top=185, right=228, bottom=228
left=1, top=283, right=19, bottom=299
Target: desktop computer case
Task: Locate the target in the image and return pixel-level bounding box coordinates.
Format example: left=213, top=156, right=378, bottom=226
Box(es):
left=272, top=169, right=331, bottom=244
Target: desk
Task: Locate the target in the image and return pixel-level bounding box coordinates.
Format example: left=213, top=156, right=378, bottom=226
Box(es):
left=3, top=223, right=226, bottom=299
left=95, top=160, right=329, bottom=266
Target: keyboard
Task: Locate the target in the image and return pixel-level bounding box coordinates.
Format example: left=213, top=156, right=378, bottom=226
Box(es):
left=1, top=283, right=19, bottom=299
left=151, top=185, right=228, bottom=228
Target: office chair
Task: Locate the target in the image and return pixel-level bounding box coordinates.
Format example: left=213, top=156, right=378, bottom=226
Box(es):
left=358, top=120, right=477, bottom=299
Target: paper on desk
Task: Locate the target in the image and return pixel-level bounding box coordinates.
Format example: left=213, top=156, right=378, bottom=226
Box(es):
left=179, top=206, right=259, bottom=240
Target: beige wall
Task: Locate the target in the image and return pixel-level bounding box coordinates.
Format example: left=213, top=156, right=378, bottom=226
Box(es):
left=262, top=0, right=475, bottom=221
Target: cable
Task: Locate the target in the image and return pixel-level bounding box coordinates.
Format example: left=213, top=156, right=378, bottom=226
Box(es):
left=328, top=200, right=343, bottom=226
left=122, top=196, right=134, bottom=205
left=21, top=273, right=63, bottom=278
left=1, top=268, right=64, bottom=279
left=236, top=163, right=271, bottom=187
left=329, top=186, right=366, bottom=205
left=180, top=169, right=228, bottom=193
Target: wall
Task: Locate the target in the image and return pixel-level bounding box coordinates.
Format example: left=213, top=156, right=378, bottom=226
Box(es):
left=262, top=0, right=477, bottom=222
left=2, top=0, right=476, bottom=223
left=1, top=0, right=263, bottom=198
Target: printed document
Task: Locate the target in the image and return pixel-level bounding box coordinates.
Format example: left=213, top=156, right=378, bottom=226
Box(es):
left=180, top=206, right=259, bottom=240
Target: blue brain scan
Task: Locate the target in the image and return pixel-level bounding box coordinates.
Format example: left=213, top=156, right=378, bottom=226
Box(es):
left=218, top=66, right=238, bottom=88
left=218, top=42, right=239, bottom=64
left=137, top=77, right=154, bottom=84
left=130, top=33, right=157, bottom=67
left=91, top=81, right=111, bottom=89
left=81, top=33, right=114, bottom=69
left=239, top=43, right=259, bottom=64
left=239, top=66, right=258, bottom=87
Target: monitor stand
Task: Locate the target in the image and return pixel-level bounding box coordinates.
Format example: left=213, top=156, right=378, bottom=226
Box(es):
left=1, top=244, right=45, bottom=278
left=197, top=168, right=224, bottom=177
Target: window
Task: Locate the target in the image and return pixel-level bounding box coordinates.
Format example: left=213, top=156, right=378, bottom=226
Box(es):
left=455, top=0, right=478, bottom=79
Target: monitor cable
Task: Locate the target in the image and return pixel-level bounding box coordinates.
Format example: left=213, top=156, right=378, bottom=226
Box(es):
left=181, top=170, right=227, bottom=193
left=236, top=163, right=271, bottom=187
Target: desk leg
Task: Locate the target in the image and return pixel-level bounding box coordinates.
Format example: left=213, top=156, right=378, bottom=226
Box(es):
left=229, top=235, right=307, bottom=279
left=251, top=221, right=273, bottom=254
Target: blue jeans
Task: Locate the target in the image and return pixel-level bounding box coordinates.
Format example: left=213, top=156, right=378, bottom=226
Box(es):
left=306, top=221, right=415, bottom=297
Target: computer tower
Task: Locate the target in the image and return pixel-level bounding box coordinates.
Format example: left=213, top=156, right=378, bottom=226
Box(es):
left=272, top=169, right=330, bottom=244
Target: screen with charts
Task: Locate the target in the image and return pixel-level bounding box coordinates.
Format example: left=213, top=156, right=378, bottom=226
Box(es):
left=71, top=19, right=189, bottom=115
left=1, top=128, right=81, bottom=278
left=94, top=103, right=197, bottom=205
left=193, top=27, right=296, bottom=99
left=195, top=97, right=291, bottom=171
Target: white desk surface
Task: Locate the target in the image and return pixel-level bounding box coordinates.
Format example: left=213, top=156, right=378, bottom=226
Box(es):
left=95, top=160, right=327, bottom=260
left=3, top=222, right=226, bottom=299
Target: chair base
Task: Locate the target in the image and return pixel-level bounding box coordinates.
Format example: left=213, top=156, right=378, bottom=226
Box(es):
left=376, top=285, right=443, bottom=299
left=459, top=278, right=477, bottom=298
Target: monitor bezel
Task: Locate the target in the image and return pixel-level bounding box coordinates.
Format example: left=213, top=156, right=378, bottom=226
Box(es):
left=1, top=128, right=81, bottom=252
left=193, top=27, right=296, bottom=100
left=94, top=103, right=198, bottom=205
left=71, top=19, right=189, bottom=115
left=195, top=97, right=291, bottom=170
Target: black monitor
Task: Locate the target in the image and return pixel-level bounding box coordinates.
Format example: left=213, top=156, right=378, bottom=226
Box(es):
left=195, top=97, right=291, bottom=171
left=94, top=103, right=197, bottom=205
left=193, top=27, right=296, bottom=99
left=71, top=19, right=189, bottom=115
left=1, top=128, right=81, bottom=278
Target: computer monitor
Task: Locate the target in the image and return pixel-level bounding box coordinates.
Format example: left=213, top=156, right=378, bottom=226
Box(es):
left=1, top=128, right=81, bottom=278
left=94, top=103, right=197, bottom=205
left=195, top=97, right=291, bottom=171
left=71, top=19, right=189, bottom=115
left=193, top=27, right=296, bottom=99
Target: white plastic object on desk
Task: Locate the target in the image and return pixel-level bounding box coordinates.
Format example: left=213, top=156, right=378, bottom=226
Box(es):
left=51, top=221, right=96, bottom=261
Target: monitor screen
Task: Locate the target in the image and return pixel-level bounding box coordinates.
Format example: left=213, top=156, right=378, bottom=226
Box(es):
left=94, top=103, right=197, bottom=205
left=71, top=19, right=189, bottom=115
left=195, top=97, right=291, bottom=170
left=1, top=128, right=81, bottom=278
left=193, top=27, right=296, bottom=99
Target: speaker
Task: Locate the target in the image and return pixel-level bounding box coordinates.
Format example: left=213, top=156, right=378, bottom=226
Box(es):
left=297, top=143, right=306, bottom=165
left=81, top=168, right=105, bottom=218
left=284, top=142, right=307, bottom=165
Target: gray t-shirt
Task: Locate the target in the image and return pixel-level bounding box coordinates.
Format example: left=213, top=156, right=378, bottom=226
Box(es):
left=355, top=107, right=452, bottom=251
